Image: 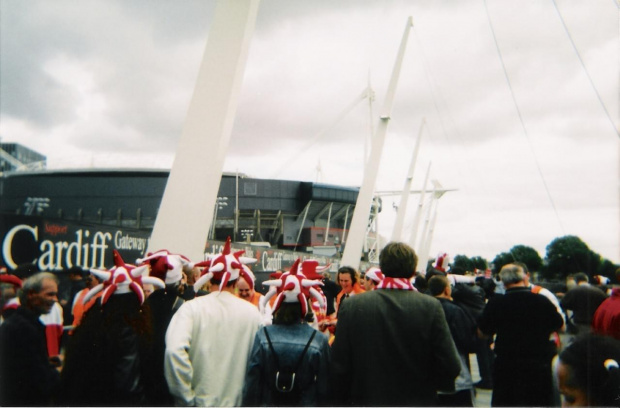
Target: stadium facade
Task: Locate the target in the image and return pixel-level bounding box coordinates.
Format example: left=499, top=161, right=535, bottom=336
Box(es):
left=0, top=144, right=380, bottom=274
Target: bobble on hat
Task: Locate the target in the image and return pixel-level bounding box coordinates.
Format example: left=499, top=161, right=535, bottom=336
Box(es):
left=84, top=250, right=165, bottom=305
left=365, top=267, right=384, bottom=284
left=136, top=250, right=191, bottom=285
left=192, top=237, right=257, bottom=292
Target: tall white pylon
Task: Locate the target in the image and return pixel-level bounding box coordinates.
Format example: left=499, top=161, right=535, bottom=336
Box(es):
left=391, top=118, right=425, bottom=242
left=340, top=17, right=414, bottom=269
left=409, top=161, right=431, bottom=248
left=148, top=0, right=260, bottom=260
left=416, top=180, right=446, bottom=275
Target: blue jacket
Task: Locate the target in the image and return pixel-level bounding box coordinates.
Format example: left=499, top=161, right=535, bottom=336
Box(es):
left=243, top=323, right=331, bottom=406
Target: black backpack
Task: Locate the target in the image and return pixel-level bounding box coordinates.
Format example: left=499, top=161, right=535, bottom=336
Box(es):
left=263, top=327, right=316, bottom=407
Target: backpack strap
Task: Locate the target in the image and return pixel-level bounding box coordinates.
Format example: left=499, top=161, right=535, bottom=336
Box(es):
left=295, top=330, right=317, bottom=372
left=264, top=326, right=282, bottom=370
left=263, top=327, right=317, bottom=392
left=264, top=327, right=317, bottom=370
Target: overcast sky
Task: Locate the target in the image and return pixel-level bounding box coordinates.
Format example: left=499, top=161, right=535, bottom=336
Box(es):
left=1, top=0, right=618, bottom=264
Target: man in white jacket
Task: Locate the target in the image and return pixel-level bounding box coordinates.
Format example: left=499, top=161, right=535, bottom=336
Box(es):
left=164, top=238, right=261, bottom=406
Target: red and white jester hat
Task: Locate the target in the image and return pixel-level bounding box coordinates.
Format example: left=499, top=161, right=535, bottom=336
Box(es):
left=260, top=258, right=324, bottom=316
left=84, top=250, right=165, bottom=305
left=192, top=237, right=257, bottom=292
left=136, top=250, right=191, bottom=285
left=239, top=264, right=256, bottom=291
left=365, top=267, right=385, bottom=284
left=260, top=259, right=327, bottom=315
left=0, top=270, right=22, bottom=288
left=299, top=259, right=329, bottom=314
left=300, top=259, right=331, bottom=281
left=434, top=252, right=450, bottom=272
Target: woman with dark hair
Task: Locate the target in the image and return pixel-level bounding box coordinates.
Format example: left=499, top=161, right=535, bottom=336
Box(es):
left=60, top=252, right=164, bottom=406
left=556, top=334, right=620, bottom=407
left=243, top=259, right=331, bottom=406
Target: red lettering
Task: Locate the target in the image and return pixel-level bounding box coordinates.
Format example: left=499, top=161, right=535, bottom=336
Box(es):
left=44, top=223, right=68, bottom=237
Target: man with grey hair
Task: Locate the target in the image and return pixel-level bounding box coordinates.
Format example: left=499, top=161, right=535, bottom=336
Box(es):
left=0, top=272, right=61, bottom=406
left=478, top=263, right=563, bottom=406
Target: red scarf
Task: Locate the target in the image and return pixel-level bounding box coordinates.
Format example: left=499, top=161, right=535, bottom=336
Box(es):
left=376, top=277, right=416, bottom=291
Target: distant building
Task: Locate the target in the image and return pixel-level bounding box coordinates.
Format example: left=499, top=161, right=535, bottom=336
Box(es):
left=0, top=144, right=381, bottom=274
left=0, top=143, right=47, bottom=173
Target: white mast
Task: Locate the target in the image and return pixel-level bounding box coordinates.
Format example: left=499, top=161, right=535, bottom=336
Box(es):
left=417, top=202, right=439, bottom=275
left=416, top=190, right=435, bottom=273
left=148, top=0, right=260, bottom=259
left=391, top=118, right=425, bottom=242
left=408, top=161, right=431, bottom=248
left=365, top=70, right=376, bottom=167
left=416, top=180, right=446, bottom=275
left=341, top=17, right=414, bottom=268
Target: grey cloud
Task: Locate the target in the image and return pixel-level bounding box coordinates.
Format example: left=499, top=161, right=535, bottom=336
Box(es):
left=0, top=0, right=616, bottom=261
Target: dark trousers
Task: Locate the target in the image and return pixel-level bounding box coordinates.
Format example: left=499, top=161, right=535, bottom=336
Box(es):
left=491, top=355, right=554, bottom=407
left=476, top=339, right=494, bottom=385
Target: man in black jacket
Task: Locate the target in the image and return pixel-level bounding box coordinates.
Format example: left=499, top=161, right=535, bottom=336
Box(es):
left=478, top=263, right=563, bottom=407
left=429, top=275, right=477, bottom=406
left=0, top=272, right=61, bottom=406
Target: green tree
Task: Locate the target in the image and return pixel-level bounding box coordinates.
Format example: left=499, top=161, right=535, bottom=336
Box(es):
left=597, top=259, right=619, bottom=282
left=587, top=250, right=603, bottom=280
left=509, top=245, right=543, bottom=273
left=544, top=235, right=595, bottom=281
left=471, top=256, right=488, bottom=271
left=491, top=252, right=515, bottom=275
left=452, top=254, right=474, bottom=272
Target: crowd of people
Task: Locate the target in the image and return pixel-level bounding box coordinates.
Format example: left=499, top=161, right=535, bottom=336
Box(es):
left=0, top=238, right=619, bottom=407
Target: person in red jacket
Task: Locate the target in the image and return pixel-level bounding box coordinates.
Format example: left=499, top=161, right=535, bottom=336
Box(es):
left=592, top=287, right=620, bottom=340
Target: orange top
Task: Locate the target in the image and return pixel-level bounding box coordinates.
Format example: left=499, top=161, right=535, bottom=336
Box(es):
left=249, top=291, right=262, bottom=308
left=71, top=288, right=102, bottom=330
left=238, top=291, right=262, bottom=309
left=335, top=283, right=365, bottom=315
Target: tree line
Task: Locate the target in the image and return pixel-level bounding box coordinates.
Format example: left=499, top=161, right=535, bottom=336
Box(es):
left=432, top=235, right=619, bottom=283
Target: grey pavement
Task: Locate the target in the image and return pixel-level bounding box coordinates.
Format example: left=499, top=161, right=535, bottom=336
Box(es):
left=469, top=354, right=492, bottom=407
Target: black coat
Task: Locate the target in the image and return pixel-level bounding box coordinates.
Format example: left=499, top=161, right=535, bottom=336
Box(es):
left=331, top=289, right=461, bottom=406
left=0, top=307, right=60, bottom=406
left=478, top=286, right=564, bottom=406
left=437, top=297, right=479, bottom=354
left=142, top=287, right=185, bottom=406
left=60, top=293, right=151, bottom=406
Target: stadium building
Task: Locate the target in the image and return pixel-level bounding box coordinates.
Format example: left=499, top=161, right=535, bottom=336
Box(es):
left=0, top=143, right=380, bottom=274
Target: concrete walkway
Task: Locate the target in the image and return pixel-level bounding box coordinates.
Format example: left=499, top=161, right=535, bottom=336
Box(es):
left=469, top=354, right=492, bottom=407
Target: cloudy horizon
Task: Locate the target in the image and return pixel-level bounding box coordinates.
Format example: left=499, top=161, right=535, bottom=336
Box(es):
left=1, top=0, right=617, bottom=264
